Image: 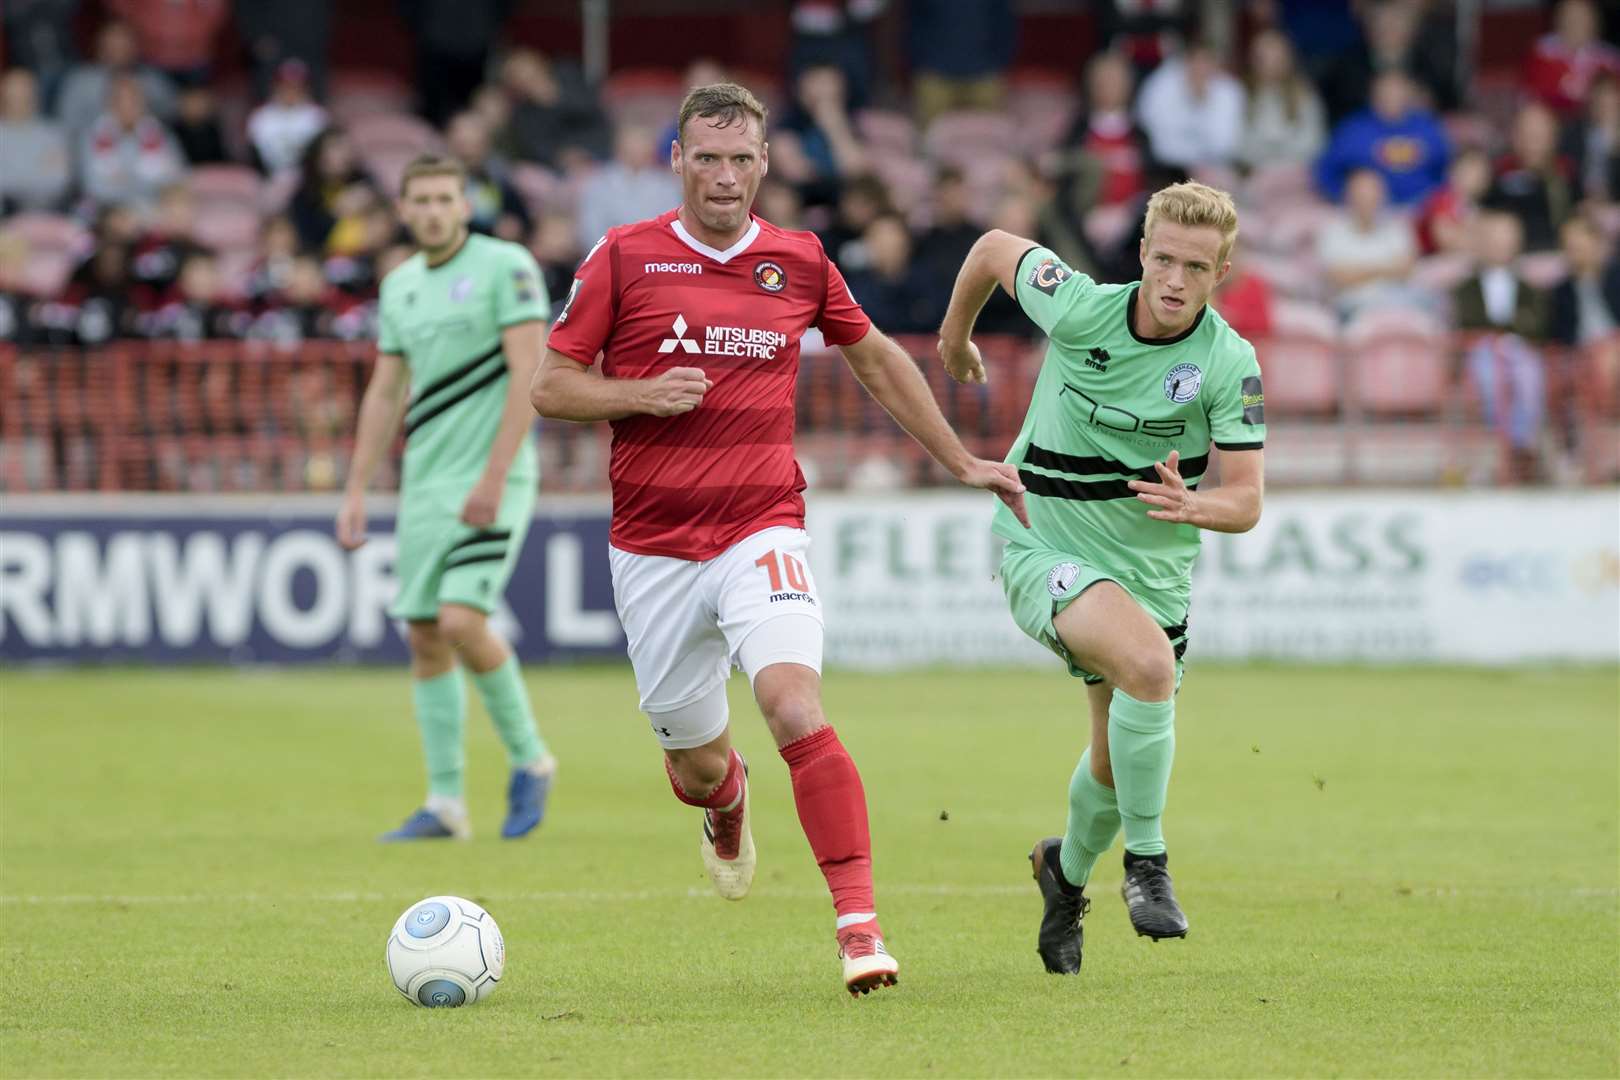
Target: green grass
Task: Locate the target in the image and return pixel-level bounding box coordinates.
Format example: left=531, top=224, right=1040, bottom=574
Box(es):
left=1, top=664, right=1616, bottom=1079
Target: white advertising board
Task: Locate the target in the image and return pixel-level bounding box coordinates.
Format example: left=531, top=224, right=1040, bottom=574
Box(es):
left=805, top=491, right=1620, bottom=667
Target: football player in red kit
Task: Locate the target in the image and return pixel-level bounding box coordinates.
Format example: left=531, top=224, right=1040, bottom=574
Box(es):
left=531, top=83, right=1027, bottom=996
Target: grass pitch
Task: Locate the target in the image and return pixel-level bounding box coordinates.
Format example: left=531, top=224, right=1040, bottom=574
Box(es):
left=1, top=664, right=1616, bottom=1078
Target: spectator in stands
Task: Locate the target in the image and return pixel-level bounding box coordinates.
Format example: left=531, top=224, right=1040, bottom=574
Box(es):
left=248, top=59, right=329, bottom=176
left=470, top=83, right=523, bottom=164
left=574, top=124, right=680, bottom=252
left=1525, top=0, right=1620, bottom=118
left=1416, top=146, right=1492, bottom=255
left=56, top=20, right=176, bottom=139
left=173, top=86, right=227, bottom=165
left=787, top=0, right=881, bottom=109
left=656, top=58, right=730, bottom=150
left=840, top=214, right=940, bottom=334
left=817, top=173, right=893, bottom=270
left=1485, top=101, right=1575, bottom=252
left=502, top=49, right=612, bottom=172
left=1238, top=29, right=1328, bottom=171
left=402, top=0, right=508, bottom=126
left=251, top=253, right=336, bottom=344
left=0, top=68, right=73, bottom=212
left=1316, top=167, right=1419, bottom=319
left=0, top=233, right=29, bottom=343
left=244, top=216, right=302, bottom=306
left=1317, top=70, right=1449, bottom=207
left=321, top=201, right=398, bottom=304
left=107, top=0, right=228, bottom=85
left=1572, top=74, right=1620, bottom=203
left=1098, top=0, right=1188, bottom=75
left=1054, top=51, right=1150, bottom=209
left=1455, top=211, right=1551, bottom=479
left=79, top=75, right=186, bottom=212
left=779, top=64, right=869, bottom=202
left=56, top=240, right=137, bottom=345
left=3, top=0, right=80, bottom=96
left=1211, top=242, right=1274, bottom=339
left=288, top=127, right=379, bottom=255
left=236, top=0, right=332, bottom=102
left=445, top=110, right=531, bottom=243
left=914, top=167, right=980, bottom=287
left=1322, top=0, right=1458, bottom=122
left=755, top=179, right=806, bottom=230
left=907, top=0, right=1016, bottom=127
left=528, top=213, right=581, bottom=306
left=1549, top=215, right=1620, bottom=413
left=1134, top=41, right=1245, bottom=172
left=140, top=250, right=244, bottom=341
left=129, top=182, right=206, bottom=310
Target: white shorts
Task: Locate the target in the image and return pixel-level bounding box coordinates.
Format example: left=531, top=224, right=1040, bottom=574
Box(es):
left=609, top=526, right=825, bottom=746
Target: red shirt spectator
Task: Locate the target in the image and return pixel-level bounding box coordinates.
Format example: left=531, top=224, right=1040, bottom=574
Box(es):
left=1213, top=260, right=1273, bottom=340
left=107, top=0, right=230, bottom=78
left=1524, top=0, right=1620, bottom=116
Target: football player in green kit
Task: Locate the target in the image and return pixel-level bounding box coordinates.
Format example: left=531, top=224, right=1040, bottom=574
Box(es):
left=337, top=156, right=557, bottom=842
left=936, top=182, right=1266, bottom=973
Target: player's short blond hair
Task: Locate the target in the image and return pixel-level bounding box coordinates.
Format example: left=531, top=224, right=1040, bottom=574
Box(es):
left=398, top=154, right=466, bottom=197
left=1143, top=181, right=1240, bottom=263
left=677, top=82, right=768, bottom=143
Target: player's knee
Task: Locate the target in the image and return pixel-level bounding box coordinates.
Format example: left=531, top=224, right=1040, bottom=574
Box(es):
left=436, top=605, right=486, bottom=648
left=759, top=687, right=825, bottom=745
left=407, top=621, right=451, bottom=664
left=1113, top=644, right=1176, bottom=702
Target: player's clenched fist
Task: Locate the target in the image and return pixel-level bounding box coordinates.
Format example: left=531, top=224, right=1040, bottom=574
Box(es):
left=643, top=367, right=712, bottom=416
left=937, top=338, right=986, bottom=384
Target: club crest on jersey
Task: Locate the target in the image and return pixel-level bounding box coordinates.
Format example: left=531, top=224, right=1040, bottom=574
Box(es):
left=449, top=276, right=474, bottom=303
left=754, top=260, right=787, bottom=293
left=1163, top=362, right=1203, bottom=404
left=1027, top=257, right=1072, bottom=296
left=1046, top=562, right=1082, bottom=597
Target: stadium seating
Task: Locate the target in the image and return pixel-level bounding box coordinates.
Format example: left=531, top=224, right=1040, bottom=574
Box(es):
left=1344, top=306, right=1453, bottom=417
left=923, top=110, right=1021, bottom=169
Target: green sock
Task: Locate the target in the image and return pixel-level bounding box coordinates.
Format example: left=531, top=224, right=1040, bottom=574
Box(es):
left=413, top=667, right=466, bottom=797
left=1059, top=747, right=1121, bottom=888
left=470, top=654, right=548, bottom=767
left=1108, top=688, right=1176, bottom=858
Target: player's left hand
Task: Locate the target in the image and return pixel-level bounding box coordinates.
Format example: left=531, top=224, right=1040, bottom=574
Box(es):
left=937, top=338, right=986, bottom=384
left=460, top=477, right=502, bottom=528
left=959, top=458, right=1030, bottom=527
left=1129, top=450, right=1199, bottom=524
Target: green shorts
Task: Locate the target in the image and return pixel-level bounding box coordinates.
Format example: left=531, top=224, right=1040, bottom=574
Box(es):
left=1000, top=543, right=1190, bottom=685
left=390, top=479, right=536, bottom=622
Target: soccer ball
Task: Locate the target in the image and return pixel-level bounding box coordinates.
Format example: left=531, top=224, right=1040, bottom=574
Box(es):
left=385, top=895, right=505, bottom=1007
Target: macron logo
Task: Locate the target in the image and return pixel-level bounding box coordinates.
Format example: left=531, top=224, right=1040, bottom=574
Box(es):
left=657, top=314, right=701, bottom=354
left=645, top=261, right=703, bottom=275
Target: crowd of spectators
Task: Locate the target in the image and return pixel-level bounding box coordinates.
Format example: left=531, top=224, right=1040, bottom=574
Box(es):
left=2, top=0, right=1619, bottom=483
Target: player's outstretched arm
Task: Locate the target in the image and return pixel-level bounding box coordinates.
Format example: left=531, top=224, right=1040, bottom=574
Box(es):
left=337, top=352, right=410, bottom=549
left=936, top=229, right=1037, bottom=384
left=530, top=348, right=713, bottom=422
left=839, top=326, right=1030, bottom=527
left=1128, top=448, right=1265, bottom=533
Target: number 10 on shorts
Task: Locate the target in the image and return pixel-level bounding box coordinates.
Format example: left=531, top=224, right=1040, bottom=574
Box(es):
left=755, top=550, right=810, bottom=594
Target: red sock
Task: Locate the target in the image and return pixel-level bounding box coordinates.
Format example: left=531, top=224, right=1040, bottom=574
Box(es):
left=665, top=748, right=744, bottom=810
left=780, top=726, right=875, bottom=920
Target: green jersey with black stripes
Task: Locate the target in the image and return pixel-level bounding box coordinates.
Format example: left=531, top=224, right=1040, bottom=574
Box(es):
left=993, top=246, right=1266, bottom=591
left=377, top=233, right=550, bottom=492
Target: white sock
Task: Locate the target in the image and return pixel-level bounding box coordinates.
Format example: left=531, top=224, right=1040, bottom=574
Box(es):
left=425, top=794, right=467, bottom=820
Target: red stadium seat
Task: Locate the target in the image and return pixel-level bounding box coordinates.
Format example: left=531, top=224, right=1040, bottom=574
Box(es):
left=1265, top=199, right=1340, bottom=256
left=349, top=112, right=443, bottom=158
left=328, top=70, right=415, bottom=125
left=509, top=162, right=571, bottom=217
left=190, top=164, right=263, bottom=208
left=1006, top=71, right=1076, bottom=155
left=1517, top=251, right=1569, bottom=289
left=869, top=155, right=935, bottom=213
left=1243, top=250, right=1324, bottom=301
left=1256, top=333, right=1341, bottom=416
left=1243, top=162, right=1315, bottom=209
left=1, top=212, right=91, bottom=259
left=923, top=110, right=1020, bottom=167
left=193, top=204, right=262, bottom=253
left=601, top=68, right=685, bottom=130
left=1272, top=298, right=1339, bottom=339
left=1084, top=203, right=1137, bottom=252
left=15, top=250, right=74, bottom=297
left=1344, top=306, right=1452, bottom=417
left=1411, top=253, right=1475, bottom=293
left=854, top=109, right=918, bottom=156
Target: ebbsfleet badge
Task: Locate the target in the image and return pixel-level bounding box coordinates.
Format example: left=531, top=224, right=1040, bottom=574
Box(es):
left=1163, top=362, right=1203, bottom=404
left=1046, top=562, right=1081, bottom=597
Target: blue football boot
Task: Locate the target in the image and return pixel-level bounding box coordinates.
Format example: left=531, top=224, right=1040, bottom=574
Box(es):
left=501, top=757, right=556, bottom=839
left=380, top=805, right=470, bottom=842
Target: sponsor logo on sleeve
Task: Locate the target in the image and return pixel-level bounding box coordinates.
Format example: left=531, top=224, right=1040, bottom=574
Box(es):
left=512, top=268, right=537, bottom=302
left=1026, top=257, right=1072, bottom=296
left=554, top=279, right=581, bottom=326
left=754, top=260, right=787, bottom=293
left=1163, top=362, right=1203, bottom=404
left=1241, top=375, right=1265, bottom=425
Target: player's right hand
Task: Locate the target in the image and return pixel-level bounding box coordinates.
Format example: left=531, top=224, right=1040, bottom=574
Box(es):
left=938, top=338, right=986, bottom=384
left=335, top=492, right=367, bottom=550
left=643, top=367, right=711, bottom=416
